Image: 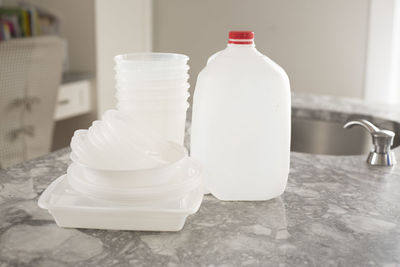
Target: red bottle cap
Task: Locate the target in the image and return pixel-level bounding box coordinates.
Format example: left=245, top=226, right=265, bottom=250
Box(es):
left=228, top=31, right=254, bottom=44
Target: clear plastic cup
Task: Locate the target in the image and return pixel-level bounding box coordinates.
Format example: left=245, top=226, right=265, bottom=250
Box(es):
left=114, top=70, right=189, bottom=79
left=116, top=86, right=190, bottom=99
left=116, top=81, right=189, bottom=90
left=117, top=98, right=189, bottom=110
left=115, top=73, right=189, bottom=83
left=115, top=79, right=190, bottom=90
left=117, top=104, right=189, bottom=144
left=112, top=52, right=190, bottom=145
left=115, top=91, right=189, bottom=101
left=117, top=100, right=189, bottom=110
left=116, top=102, right=189, bottom=111
left=114, top=53, right=189, bottom=69
left=116, top=91, right=189, bottom=101
left=114, top=61, right=189, bottom=69
left=114, top=65, right=189, bottom=74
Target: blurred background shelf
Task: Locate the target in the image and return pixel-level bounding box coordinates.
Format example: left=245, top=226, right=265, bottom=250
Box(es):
left=0, top=0, right=151, bottom=167
left=54, top=72, right=94, bottom=121
left=62, top=71, right=94, bottom=84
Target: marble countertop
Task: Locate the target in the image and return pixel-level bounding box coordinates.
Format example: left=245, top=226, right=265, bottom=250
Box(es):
left=1, top=93, right=400, bottom=267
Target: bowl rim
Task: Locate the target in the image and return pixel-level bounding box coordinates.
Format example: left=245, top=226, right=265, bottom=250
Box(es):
left=70, top=141, right=188, bottom=172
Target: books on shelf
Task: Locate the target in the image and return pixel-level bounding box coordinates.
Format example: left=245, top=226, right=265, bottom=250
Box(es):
left=0, top=5, right=59, bottom=41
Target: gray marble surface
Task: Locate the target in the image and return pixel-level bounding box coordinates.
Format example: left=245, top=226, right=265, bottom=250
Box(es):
left=1, top=93, right=400, bottom=267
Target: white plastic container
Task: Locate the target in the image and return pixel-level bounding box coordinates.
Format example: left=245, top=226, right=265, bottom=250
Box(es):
left=115, top=74, right=190, bottom=84
left=115, top=79, right=189, bottom=91
left=116, top=92, right=190, bottom=104
left=70, top=122, right=183, bottom=169
left=38, top=175, right=203, bottom=231
left=117, top=99, right=189, bottom=112
left=69, top=144, right=187, bottom=188
left=116, top=81, right=189, bottom=91
left=118, top=105, right=189, bottom=144
left=69, top=157, right=178, bottom=188
left=116, top=84, right=190, bottom=95
left=116, top=90, right=189, bottom=101
left=114, top=64, right=189, bottom=71
left=114, top=53, right=190, bottom=145
left=191, top=31, right=291, bottom=201
left=67, top=157, right=202, bottom=204
left=114, top=53, right=188, bottom=69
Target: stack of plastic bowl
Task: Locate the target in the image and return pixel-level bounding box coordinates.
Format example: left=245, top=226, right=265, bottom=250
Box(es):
left=44, top=109, right=204, bottom=231
left=38, top=53, right=203, bottom=231
left=67, top=109, right=203, bottom=206
left=114, top=53, right=190, bottom=145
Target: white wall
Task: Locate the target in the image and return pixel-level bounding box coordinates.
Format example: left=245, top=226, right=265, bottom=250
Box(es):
left=153, top=0, right=370, bottom=99
left=95, top=0, right=152, bottom=116
left=364, top=0, right=400, bottom=103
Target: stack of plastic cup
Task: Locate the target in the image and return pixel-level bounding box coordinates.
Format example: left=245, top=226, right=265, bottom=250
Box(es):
left=114, top=53, right=190, bottom=145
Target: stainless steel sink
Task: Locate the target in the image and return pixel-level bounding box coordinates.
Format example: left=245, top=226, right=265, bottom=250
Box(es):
left=291, top=113, right=400, bottom=155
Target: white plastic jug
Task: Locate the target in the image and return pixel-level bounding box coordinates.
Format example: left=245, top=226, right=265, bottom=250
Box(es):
left=191, top=31, right=291, bottom=201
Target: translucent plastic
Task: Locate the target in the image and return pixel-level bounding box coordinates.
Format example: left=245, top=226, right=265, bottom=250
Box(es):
left=116, top=80, right=190, bottom=90
left=117, top=99, right=189, bottom=111
left=70, top=110, right=187, bottom=169
left=38, top=175, right=203, bottom=231
left=69, top=153, right=187, bottom=188
left=191, top=42, right=291, bottom=201
left=116, top=89, right=189, bottom=100
left=115, top=73, right=189, bottom=83
left=116, top=92, right=190, bottom=104
left=38, top=52, right=201, bottom=232
left=117, top=106, right=189, bottom=144
left=116, top=82, right=189, bottom=91
left=114, top=53, right=189, bottom=69
left=114, top=66, right=190, bottom=76
left=67, top=157, right=202, bottom=204
left=112, top=53, right=190, bottom=144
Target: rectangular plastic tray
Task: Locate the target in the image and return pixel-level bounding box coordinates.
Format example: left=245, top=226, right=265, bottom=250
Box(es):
left=38, top=175, right=203, bottom=231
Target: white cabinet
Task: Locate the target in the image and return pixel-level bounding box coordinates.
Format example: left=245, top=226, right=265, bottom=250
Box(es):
left=54, top=80, right=91, bottom=121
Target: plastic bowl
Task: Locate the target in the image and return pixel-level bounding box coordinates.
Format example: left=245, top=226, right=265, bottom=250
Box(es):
left=67, top=157, right=203, bottom=204
left=69, top=142, right=188, bottom=188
